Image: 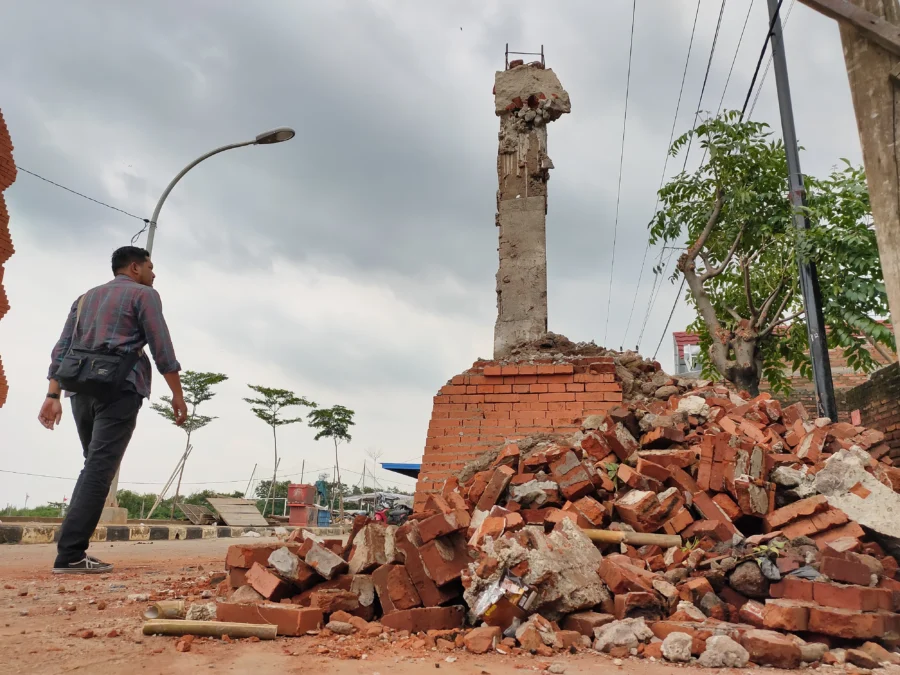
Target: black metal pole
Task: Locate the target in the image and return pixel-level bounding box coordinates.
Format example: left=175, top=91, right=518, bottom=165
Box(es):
left=766, top=0, right=838, bottom=420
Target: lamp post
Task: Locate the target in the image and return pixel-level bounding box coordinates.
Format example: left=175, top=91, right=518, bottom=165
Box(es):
left=102, top=127, right=295, bottom=517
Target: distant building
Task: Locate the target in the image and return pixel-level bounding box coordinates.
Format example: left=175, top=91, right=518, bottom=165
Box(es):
left=670, top=330, right=894, bottom=420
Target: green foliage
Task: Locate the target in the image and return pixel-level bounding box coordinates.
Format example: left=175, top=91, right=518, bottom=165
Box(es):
left=307, top=405, right=355, bottom=444
left=650, top=111, right=894, bottom=394
left=255, top=480, right=290, bottom=500
left=244, top=385, right=316, bottom=429
left=151, top=370, right=228, bottom=434
left=754, top=540, right=786, bottom=559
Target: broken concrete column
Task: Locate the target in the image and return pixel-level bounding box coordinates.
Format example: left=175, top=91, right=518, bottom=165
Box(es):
left=492, top=63, right=571, bottom=359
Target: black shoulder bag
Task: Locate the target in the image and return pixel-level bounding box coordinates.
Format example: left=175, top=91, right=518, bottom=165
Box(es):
left=54, top=295, right=141, bottom=401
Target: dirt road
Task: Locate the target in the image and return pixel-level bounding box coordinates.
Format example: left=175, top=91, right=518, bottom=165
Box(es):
left=0, top=538, right=750, bottom=674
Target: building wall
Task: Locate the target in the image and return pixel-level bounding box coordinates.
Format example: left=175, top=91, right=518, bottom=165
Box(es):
left=0, top=110, right=16, bottom=407
left=414, top=356, right=622, bottom=510
left=845, top=364, right=900, bottom=453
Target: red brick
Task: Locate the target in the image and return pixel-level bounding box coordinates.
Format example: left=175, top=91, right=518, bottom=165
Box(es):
left=678, top=577, right=714, bottom=605
left=762, top=495, right=829, bottom=532
left=762, top=599, right=810, bottom=632
left=640, top=427, right=685, bottom=448
left=216, top=602, right=323, bottom=636
left=372, top=564, right=422, bottom=614
left=769, top=577, right=815, bottom=602
left=812, top=581, right=892, bottom=612
left=598, top=558, right=654, bottom=594
left=635, top=458, right=671, bottom=483
left=246, top=562, right=289, bottom=600
left=380, top=606, right=465, bottom=632
left=739, top=599, right=766, bottom=627
left=741, top=629, right=802, bottom=669
left=562, top=611, right=615, bottom=636
left=476, top=466, right=515, bottom=511
left=226, top=542, right=300, bottom=570
left=820, top=554, right=878, bottom=586
left=419, top=534, right=471, bottom=586
left=808, top=606, right=894, bottom=640
left=309, top=589, right=360, bottom=614
left=711, top=493, right=742, bottom=521
left=228, top=567, right=248, bottom=589
left=417, top=510, right=471, bottom=543
left=394, top=523, right=459, bottom=608
left=614, top=592, right=664, bottom=620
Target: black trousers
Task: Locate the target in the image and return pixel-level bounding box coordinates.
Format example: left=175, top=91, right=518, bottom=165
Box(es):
left=55, top=392, right=143, bottom=565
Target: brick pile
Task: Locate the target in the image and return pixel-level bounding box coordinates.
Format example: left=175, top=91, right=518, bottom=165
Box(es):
left=0, top=109, right=16, bottom=408
left=209, top=386, right=900, bottom=668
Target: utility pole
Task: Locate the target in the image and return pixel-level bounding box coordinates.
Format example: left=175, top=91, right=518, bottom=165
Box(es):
left=767, top=0, right=839, bottom=420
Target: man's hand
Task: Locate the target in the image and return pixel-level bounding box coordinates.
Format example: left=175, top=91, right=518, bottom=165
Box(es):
left=171, top=395, right=188, bottom=426
left=38, top=397, right=63, bottom=430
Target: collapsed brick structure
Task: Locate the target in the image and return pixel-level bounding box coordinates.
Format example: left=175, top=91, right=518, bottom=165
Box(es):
left=492, top=61, right=570, bottom=359
left=208, top=377, right=900, bottom=668
left=0, top=109, right=15, bottom=407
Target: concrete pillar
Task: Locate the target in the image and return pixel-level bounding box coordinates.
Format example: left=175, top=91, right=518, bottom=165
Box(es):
left=492, top=63, right=570, bottom=359
left=838, top=0, right=900, bottom=335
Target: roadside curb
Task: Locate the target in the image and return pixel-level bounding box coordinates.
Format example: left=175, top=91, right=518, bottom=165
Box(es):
left=0, top=524, right=347, bottom=545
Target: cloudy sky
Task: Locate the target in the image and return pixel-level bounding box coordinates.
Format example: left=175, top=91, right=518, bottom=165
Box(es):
left=0, top=0, right=863, bottom=508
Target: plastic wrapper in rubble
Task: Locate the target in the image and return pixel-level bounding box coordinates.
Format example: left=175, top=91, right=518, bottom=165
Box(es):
left=472, top=571, right=538, bottom=623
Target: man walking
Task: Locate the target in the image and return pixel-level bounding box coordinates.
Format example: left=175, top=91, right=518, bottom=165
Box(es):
left=38, top=246, right=187, bottom=574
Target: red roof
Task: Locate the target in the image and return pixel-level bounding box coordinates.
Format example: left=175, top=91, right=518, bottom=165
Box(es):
left=673, top=331, right=700, bottom=360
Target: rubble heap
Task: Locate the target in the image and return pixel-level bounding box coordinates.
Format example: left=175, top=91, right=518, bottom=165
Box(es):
left=211, top=385, right=900, bottom=668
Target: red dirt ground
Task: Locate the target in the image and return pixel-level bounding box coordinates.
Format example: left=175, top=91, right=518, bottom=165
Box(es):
left=0, top=538, right=815, bottom=674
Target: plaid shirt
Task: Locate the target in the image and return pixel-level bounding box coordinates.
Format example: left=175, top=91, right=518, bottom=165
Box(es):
left=48, top=275, right=181, bottom=398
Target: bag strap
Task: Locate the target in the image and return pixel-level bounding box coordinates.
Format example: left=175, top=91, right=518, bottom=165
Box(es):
left=73, top=294, right=86, bottom=340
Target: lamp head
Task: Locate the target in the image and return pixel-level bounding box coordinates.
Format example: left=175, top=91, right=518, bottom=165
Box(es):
left=255, top=127, right=295, bottom=144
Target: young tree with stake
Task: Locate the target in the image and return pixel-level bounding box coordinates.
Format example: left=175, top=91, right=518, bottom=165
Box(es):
left=149, top=370, right=228, bottom=519
left=244, top=385, right=316, bottom=516
left=307, top=405, right=355, bottom=522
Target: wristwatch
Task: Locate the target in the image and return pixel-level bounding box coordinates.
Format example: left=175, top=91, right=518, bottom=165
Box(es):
left=46, top=393, right=60, bottom=400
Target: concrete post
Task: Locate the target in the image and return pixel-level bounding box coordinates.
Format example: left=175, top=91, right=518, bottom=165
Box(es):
left=492, top=63, right=570, bottom=359
left=838, top=0, right=900, bottom=334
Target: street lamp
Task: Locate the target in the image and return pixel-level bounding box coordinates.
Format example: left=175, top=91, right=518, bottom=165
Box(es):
left=144, top=126, right=295, bottom=254
left=104, top=127, right=295, bottom=519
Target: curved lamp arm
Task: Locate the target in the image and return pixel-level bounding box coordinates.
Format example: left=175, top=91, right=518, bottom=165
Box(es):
left=145, top=140, right=254, bottom=254
left=144, top=126, right=294, bottom=255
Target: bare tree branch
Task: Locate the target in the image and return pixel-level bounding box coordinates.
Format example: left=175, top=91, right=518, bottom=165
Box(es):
left=867, top=334, right=898, bottom=363
left=700, top=223, right=746, bottom=282
left=725, top=306, right=744, bottom=322
left=755, top=278, right=788, bottom=330
left=759, top=310, right=805, bottom=339
left=686, top=191, right=725, bottom=263
left=741, top=258, right=758, bottom=321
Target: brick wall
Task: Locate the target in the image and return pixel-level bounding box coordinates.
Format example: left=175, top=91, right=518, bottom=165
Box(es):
left=414, top=356, right=622, bottom=510
left=0, top=110, right=16, bottom=408
left=845, top=363, right=900, bottom=454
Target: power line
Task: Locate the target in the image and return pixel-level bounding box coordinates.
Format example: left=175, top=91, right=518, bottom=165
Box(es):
left=653, top=276, right=688, bottom=359
left=741, top=0, right=787, bottom=118
left=0, top=468, right=246, bottom=486
left=623, top=0, right=702, bottom=350
left=15, top=165, right=147, bottom=222
left=637, top=0, right=726, bottom=353
left=747, top=0, right=797, bottom=119
left=681, top=0, right=727, bottom=172
left=604, top=0, right=637, bottom=347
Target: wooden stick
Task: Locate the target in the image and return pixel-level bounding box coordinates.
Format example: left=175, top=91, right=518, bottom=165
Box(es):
left=142, top=619, right=277, bottom=640
left=582, top=529, right=682, bottom=548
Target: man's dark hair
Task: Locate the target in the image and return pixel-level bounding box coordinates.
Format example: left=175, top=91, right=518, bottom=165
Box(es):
left=111, top=246, right=150, bottom=274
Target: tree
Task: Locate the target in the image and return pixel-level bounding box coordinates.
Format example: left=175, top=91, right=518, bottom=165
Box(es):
left=650, top=112, right=895, bottom=396
left=149, top=370, right=228, bottom=518
left=307, top=405, right=355, bottom=521
left=254, top=480, right=290, bottom=516
left=244, top=385, right=316, bottom=516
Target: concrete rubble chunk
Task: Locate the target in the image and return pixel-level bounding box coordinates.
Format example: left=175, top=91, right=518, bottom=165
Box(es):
left=463, top=518, right=609, bottom=621
left=304, top=543, right=348, bottom=580
left=347, top=523, right=399, bottom=575
left=697, top=635, right=750, bottom=668
left=592, top=618, right=654, bottom=653
left=661, top=632, right=693, bottom=662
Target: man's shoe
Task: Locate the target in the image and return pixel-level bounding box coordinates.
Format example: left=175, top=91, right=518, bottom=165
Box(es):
left=52, top=556, right=113, bottom=574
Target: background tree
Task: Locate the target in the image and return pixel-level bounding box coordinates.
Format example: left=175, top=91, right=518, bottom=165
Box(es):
left=307, top=405, right=355, bottom=521
left=650, top=112, right=894, bottom=396
left=244, top=385, right=316, bottom=516
left=149, top=370, right=228, bottom=518
left=254, top=479, right=290, bottom=516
